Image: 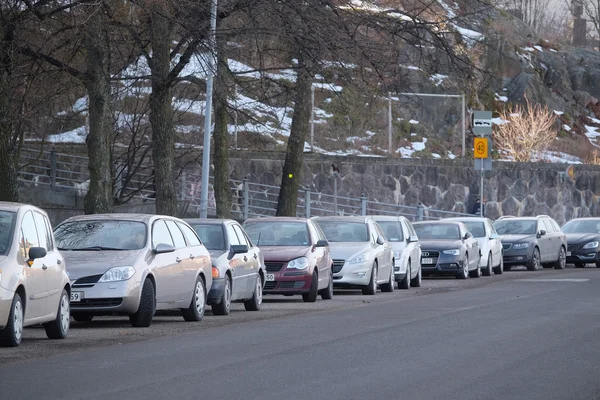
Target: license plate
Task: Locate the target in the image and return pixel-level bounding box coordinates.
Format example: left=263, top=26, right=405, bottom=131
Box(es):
left=265, top=274, right=275, bottom=282
left=421, top=258, right=434, bottom=265
left=70, top=292, right=83, bottom=302
left=566, top=251, right=571, bottom=256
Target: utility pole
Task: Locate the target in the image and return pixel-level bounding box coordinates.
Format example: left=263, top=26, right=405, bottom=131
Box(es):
left=310, top=84, right=315, bottom=152
left=388, top=92, right=393, bottom=155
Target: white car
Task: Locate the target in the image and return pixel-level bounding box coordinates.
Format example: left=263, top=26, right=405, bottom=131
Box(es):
left=370, top=215, right=422, bottom=289
left=444, top=217, right=503, bottom=276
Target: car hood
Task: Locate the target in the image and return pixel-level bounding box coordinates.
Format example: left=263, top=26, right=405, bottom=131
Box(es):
left=498, top=234, right=535, bottom=243
left=260, top=246, right=310, bottom=262
left=419, top=240, right=464, bottom=251
left=62, top=250, right=144, bottom=280
left=565, top=233, right=600, bottom=244
left=329, top=242, right=372, bottom=260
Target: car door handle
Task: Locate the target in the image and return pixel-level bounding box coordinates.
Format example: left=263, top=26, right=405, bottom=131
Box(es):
left=57, top=259, right=62, bottom=265
left=244, top=256, right=248, bottom=262
left=189, top=254, right=195, bottom=259
left=42, top=264, right=48, bottom=270
left=253, top=253, right=258, bottom=259
left=176, top=257, right=182, bottom=263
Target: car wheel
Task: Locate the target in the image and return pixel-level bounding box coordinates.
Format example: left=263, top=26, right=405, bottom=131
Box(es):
left=469, top=257, right=481, bottom=278
left=575, top=262, right=586, bottom=268
left=398, top=263, right=410, bottom=290
left=320, top=270, right=334, bottom=300
left=182, top=276, right=206, bottom=321
left=244, top=275, right=263, bottom=311
left=0, top=293, right=24, bottom=347
left=494, top=254, right=504, bottom=275
left=302, top=271, right=319, bottom=303
left=482, top=253, right=493, bottom=276
left=362, top=262, right=378, bottom=295
left=381, top=264, right=396, bottom=292
left=527, top=248, right=541, bottom=271
left=596, top=261, right=600, bottom=269
left=410, top=264, right=422, bottom=287
left=72, top=313, right=93, bottom=322
left=212, top=275, right=232, bottom=316
left=456, top=256, right=469, bottom=279
left=44, top=289, right=70, bottom=340
left=129, top=278, right=156, bottom=327
left=554, top=246, right=566, bottom=270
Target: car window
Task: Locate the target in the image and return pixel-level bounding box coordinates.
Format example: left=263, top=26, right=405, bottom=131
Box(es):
left=377, top=221, right=404, bottom=242
left=152, top=220, right=174, bottom=248
left=0, top=211, right=16, bottom=256
left=33, top=212, right=49, bottom=251
left=373, top=223, right=385, bottom=241
left=20, top=211, right=40, bottom=260
left=551, top=220, right=561, bottom=232
left=190, top=223, right=226, bottom=250
left=177, top=222, right=202, bottom=246
left=313, top=222, right=327, bottom=241
left=542, top=219, right=555, bottom=233
left=226, top=224, right=241, bottom=246
left=55, top=220, right=147, bottom=251
left=233, top=225, right=250, bottom=246
left=165, top=220, right=186, bottom=249
left=458, top=220, right=486, bottom=238
left=406, top=221, right=417, bottom=238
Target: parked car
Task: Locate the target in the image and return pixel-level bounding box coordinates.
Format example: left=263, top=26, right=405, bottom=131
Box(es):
left=243, top=217, right=333, bottom=302
left=53, top=214, right=212, bottom=327
left=370, top=215, right=422, bottom=288
left=561, top=217, right=600, bottom=268
left=493, top=215, right=567, bottom=271
left=0, top=202, right=70, bottom=347
left=444, top=217, right=503, bottom=276
left=313, top=216, right=394, bottom=295
left=185, top=219, right=265, bottom=315
left=412, top=221, right=481, bottom=279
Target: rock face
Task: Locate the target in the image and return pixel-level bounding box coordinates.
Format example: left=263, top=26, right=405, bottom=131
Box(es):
left=223, top=152, right=600, bottom=224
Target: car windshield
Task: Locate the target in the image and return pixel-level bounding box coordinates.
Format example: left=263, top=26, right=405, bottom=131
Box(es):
left=245, top=221, right=310, bottom=246
left=0, top=211, right=16, bottom=256
left=316, top=221, right=369, bottom=243
left=457, top=221, right=486, bottom=238
left=561, top=219, right=600, bottom=234
left=189, top=224, right=225, bottom=250
left=376, top=221, right=404, bottom=242
left=494, top=220, right=537, bottom=235
left=54, top=220, right=147, bottom=251
left=414, top=223, right=460, bottom=240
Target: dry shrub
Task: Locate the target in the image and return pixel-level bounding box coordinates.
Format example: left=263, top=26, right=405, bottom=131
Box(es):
left=493, top=98, right=557, bottom=162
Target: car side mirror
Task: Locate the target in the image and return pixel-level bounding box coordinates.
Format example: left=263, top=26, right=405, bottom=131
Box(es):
left=315, top=239, right=329, bottom=248
left=154, top=243, right=176, bottom=254
left=408, top=235, right=419, bottom=243
left=230, top=244, right=249, bottom=256
left=463, top=232, right=472, bottom=240
left=376, top=236, right=385, bottom=245
left=538, top=230, right=546, bottom=237
left=489, top=233, right=499, bottom=239
left=28, top=247, right=47, bottom=266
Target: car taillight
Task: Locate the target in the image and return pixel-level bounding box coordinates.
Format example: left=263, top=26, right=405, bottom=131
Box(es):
left=212, top=267, right=219, bottom=278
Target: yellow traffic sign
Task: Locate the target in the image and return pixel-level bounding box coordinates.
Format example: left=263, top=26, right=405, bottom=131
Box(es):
left=474, top=138, right=488, bottom=159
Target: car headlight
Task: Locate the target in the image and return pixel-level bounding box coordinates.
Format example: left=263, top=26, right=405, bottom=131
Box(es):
left=512, top=243, right=529, bottom=249
left=583, top=241, right=599, bottom=250
left=99, top=266, right=135, bottom=282
left=287, top=257, right=309, bottom=270
left=442, top=249, right=460, bottom=256
left=348, top=253, right=369, bottom=264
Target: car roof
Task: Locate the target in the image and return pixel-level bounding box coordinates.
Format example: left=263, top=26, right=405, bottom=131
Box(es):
left=0, top=202, right=28, bottom=213
left=445, top=217, right=488, bottom=222
left=244, top=217, right=309, bottom=223
left=368, top=215, right=408, bottom=222
left=185, top=218, right=237, bottom=225
left=62, top=213, right=162, bottom=223
left=313, top=216, right=372, bottom=223
left=413, top=220, right=464, bottom=226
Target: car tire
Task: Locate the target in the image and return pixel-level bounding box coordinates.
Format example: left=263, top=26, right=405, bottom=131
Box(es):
left=320, top=270, right=334, bottom=300
left=554, top=247, right=566, bottom=270
left=398, top=264, right=410, bottom=290
left=469, top=258, right=481, bottom=278
left=527, top=248, right=541, bottom=271
left=575, top=262, right=586, bottom=268
left=72, top=313, right=93, bottom=322
left=456, top=257, right=469, bottom=279
left=244, top=275, right=263, bottom=311
left=44, top=289, right=70, bottom=340
left=494, top=255, right=504, bottom=275
left=212, top=275, right=232, bottom=316
left=482, top=253, right=493, bottom=277
left=410, top=265, right=422, bottom=287
left=182, top=276, right=206, bottom=322
left=302, top=271, right=319, bottom=303
left=0, top=293, right=24, bottom=347
left=130, top=278, right=156, bottom=327
left=596, top=262, right=600, bottom=269
left=362, top=262, right=378, bottom=295
left=381, top=263, right=396, bottom=292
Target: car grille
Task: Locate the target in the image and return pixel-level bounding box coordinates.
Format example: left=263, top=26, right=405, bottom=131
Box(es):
left=568, top=244, right=581, bottom=252
left=265, top=262, right=285, bottom=272
left=73, top=274, right=104, bottom=288
left=503, top=243, right=512, bottom=251
left=71, top=298, right=123, bottom=308
left=279, top=281, right=306, bottom=289
left=420, top=251, right=440, bottom=258
left=332, top=260, right=345, bottom=273
left=263, top=281, right=277, bottom=290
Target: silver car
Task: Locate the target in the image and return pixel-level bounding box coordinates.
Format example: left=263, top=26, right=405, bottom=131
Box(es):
left=0, top=202, right=70, bottom=347
left=370, top=215, right=422, bottom=289
left=185, top=219, right=265, bottom=315
left=313, top=216, right=394, bottom=295
left=53, top=214, right=212, bottom=327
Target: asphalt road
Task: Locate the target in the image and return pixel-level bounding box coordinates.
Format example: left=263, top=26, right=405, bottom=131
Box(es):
left=2, top=266, right=600, bottom=400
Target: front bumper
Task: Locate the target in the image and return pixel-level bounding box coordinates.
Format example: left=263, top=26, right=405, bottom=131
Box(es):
left=69, top=278, right=142, bottom=315
left=393, top=258, right=408, bottom=281
left=332, top=260, right=374, bottom=287
left=264, top=269, right=313, bottom=295
left=566, top=248, right=600, bottom=264
left=207, top=278, right=226, bottom=305
left=0, top=286, right=15, bottom=330
left=421, top=255, right=465, bottom=275
left=502, top=247, right=531, bottom=265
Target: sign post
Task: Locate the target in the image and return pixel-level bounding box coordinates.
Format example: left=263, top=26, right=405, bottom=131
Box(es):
left=473, top=111, right=492, bottom=217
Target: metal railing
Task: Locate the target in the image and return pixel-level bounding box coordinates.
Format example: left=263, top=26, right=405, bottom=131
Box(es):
left=17, top=147, right=474, bottom=221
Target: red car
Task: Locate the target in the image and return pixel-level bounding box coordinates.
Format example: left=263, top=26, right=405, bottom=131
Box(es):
left=243, top=217, right=333, bottom=302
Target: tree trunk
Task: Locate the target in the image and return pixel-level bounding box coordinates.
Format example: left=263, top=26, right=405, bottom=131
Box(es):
left=276, top=59, right=312, bottom=217
left=83, top=10, right=113, bottom=214
left=149, top=8, right=177, bottom=216
left=213, top=27, right=232, bottom=219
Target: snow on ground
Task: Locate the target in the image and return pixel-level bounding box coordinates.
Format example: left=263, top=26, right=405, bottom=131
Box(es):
left=533, top=45, right=544, bottom=52
left=448, top=152, right=457, bottom=159
left=397, top=137, right=428, bottom=157
left=536, top=151, right=582, bottom=164
left=453, top=25, right=483, bottom=47
left=432, top=153, right=441, bottom=159
left=589, top=117, right=600, bottom=124
left=563, top=125, right=572, bottom=132
left=554, top=110, right=564, bottom=115
left=495, top=93, right=508, bottom=102
left=585, top=125, right=600, bottom=140
left=343, top=1, right=413, bottom=21
left=492, top=117, right=509, bottom=125
left=46, top=126, right=87, bottom=143
left=312, top=82, right=343, bottom=92
left=522, top=47, right=535, bottom=52
left=430, top=74, right=448, bottom=86
left=409, top=120, right=419, bottom=124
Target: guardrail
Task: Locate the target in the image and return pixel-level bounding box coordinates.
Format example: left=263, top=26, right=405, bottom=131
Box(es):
left=17, top=147, right=474, bottom=221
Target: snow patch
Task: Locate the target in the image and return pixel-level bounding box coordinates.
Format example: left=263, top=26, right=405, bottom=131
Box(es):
left=563, top=125, right=572, bottom=132
left=409, top=120, right=419, bottom=125
left=430, top=74, right=448, bottom=86
left=589, top=117, right=600, bottom=124
left=492, top=117, right=509, bottom=125
left=47, top=126, right=87, bottom=143
left=495, top=93, right=508, bottom=102
left=554, top=110, right=564, bottom=115
left=453, top=25, right=483, bottom=47
left=533, top=45, right=544, bottom=52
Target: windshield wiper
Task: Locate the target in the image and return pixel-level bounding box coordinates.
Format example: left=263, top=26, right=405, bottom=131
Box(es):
left=67, top=246, right=126, bottom=251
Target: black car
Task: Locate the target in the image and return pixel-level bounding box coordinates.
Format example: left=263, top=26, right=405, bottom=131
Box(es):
left=493, top=215, right=567, bottom=271
left=561, top=218, right=600, bottom=268
left=412, top=221, right=481, bottom=279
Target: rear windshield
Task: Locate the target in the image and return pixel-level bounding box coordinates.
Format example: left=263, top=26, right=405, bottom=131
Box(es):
left=494, top=220, right=537, bottom=235
left=189, top=224, right=226, bottom=250
left=316, top=221, right=369, bottom=243
left=54, top=220, right=147, bottom=251
left=376, top=221, right=404, bottom=242
left=244, top=221, right=310, bottom=246
left=0, top=211, right=16, bottom=256
left=413, top=223, right=460, bottom=240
